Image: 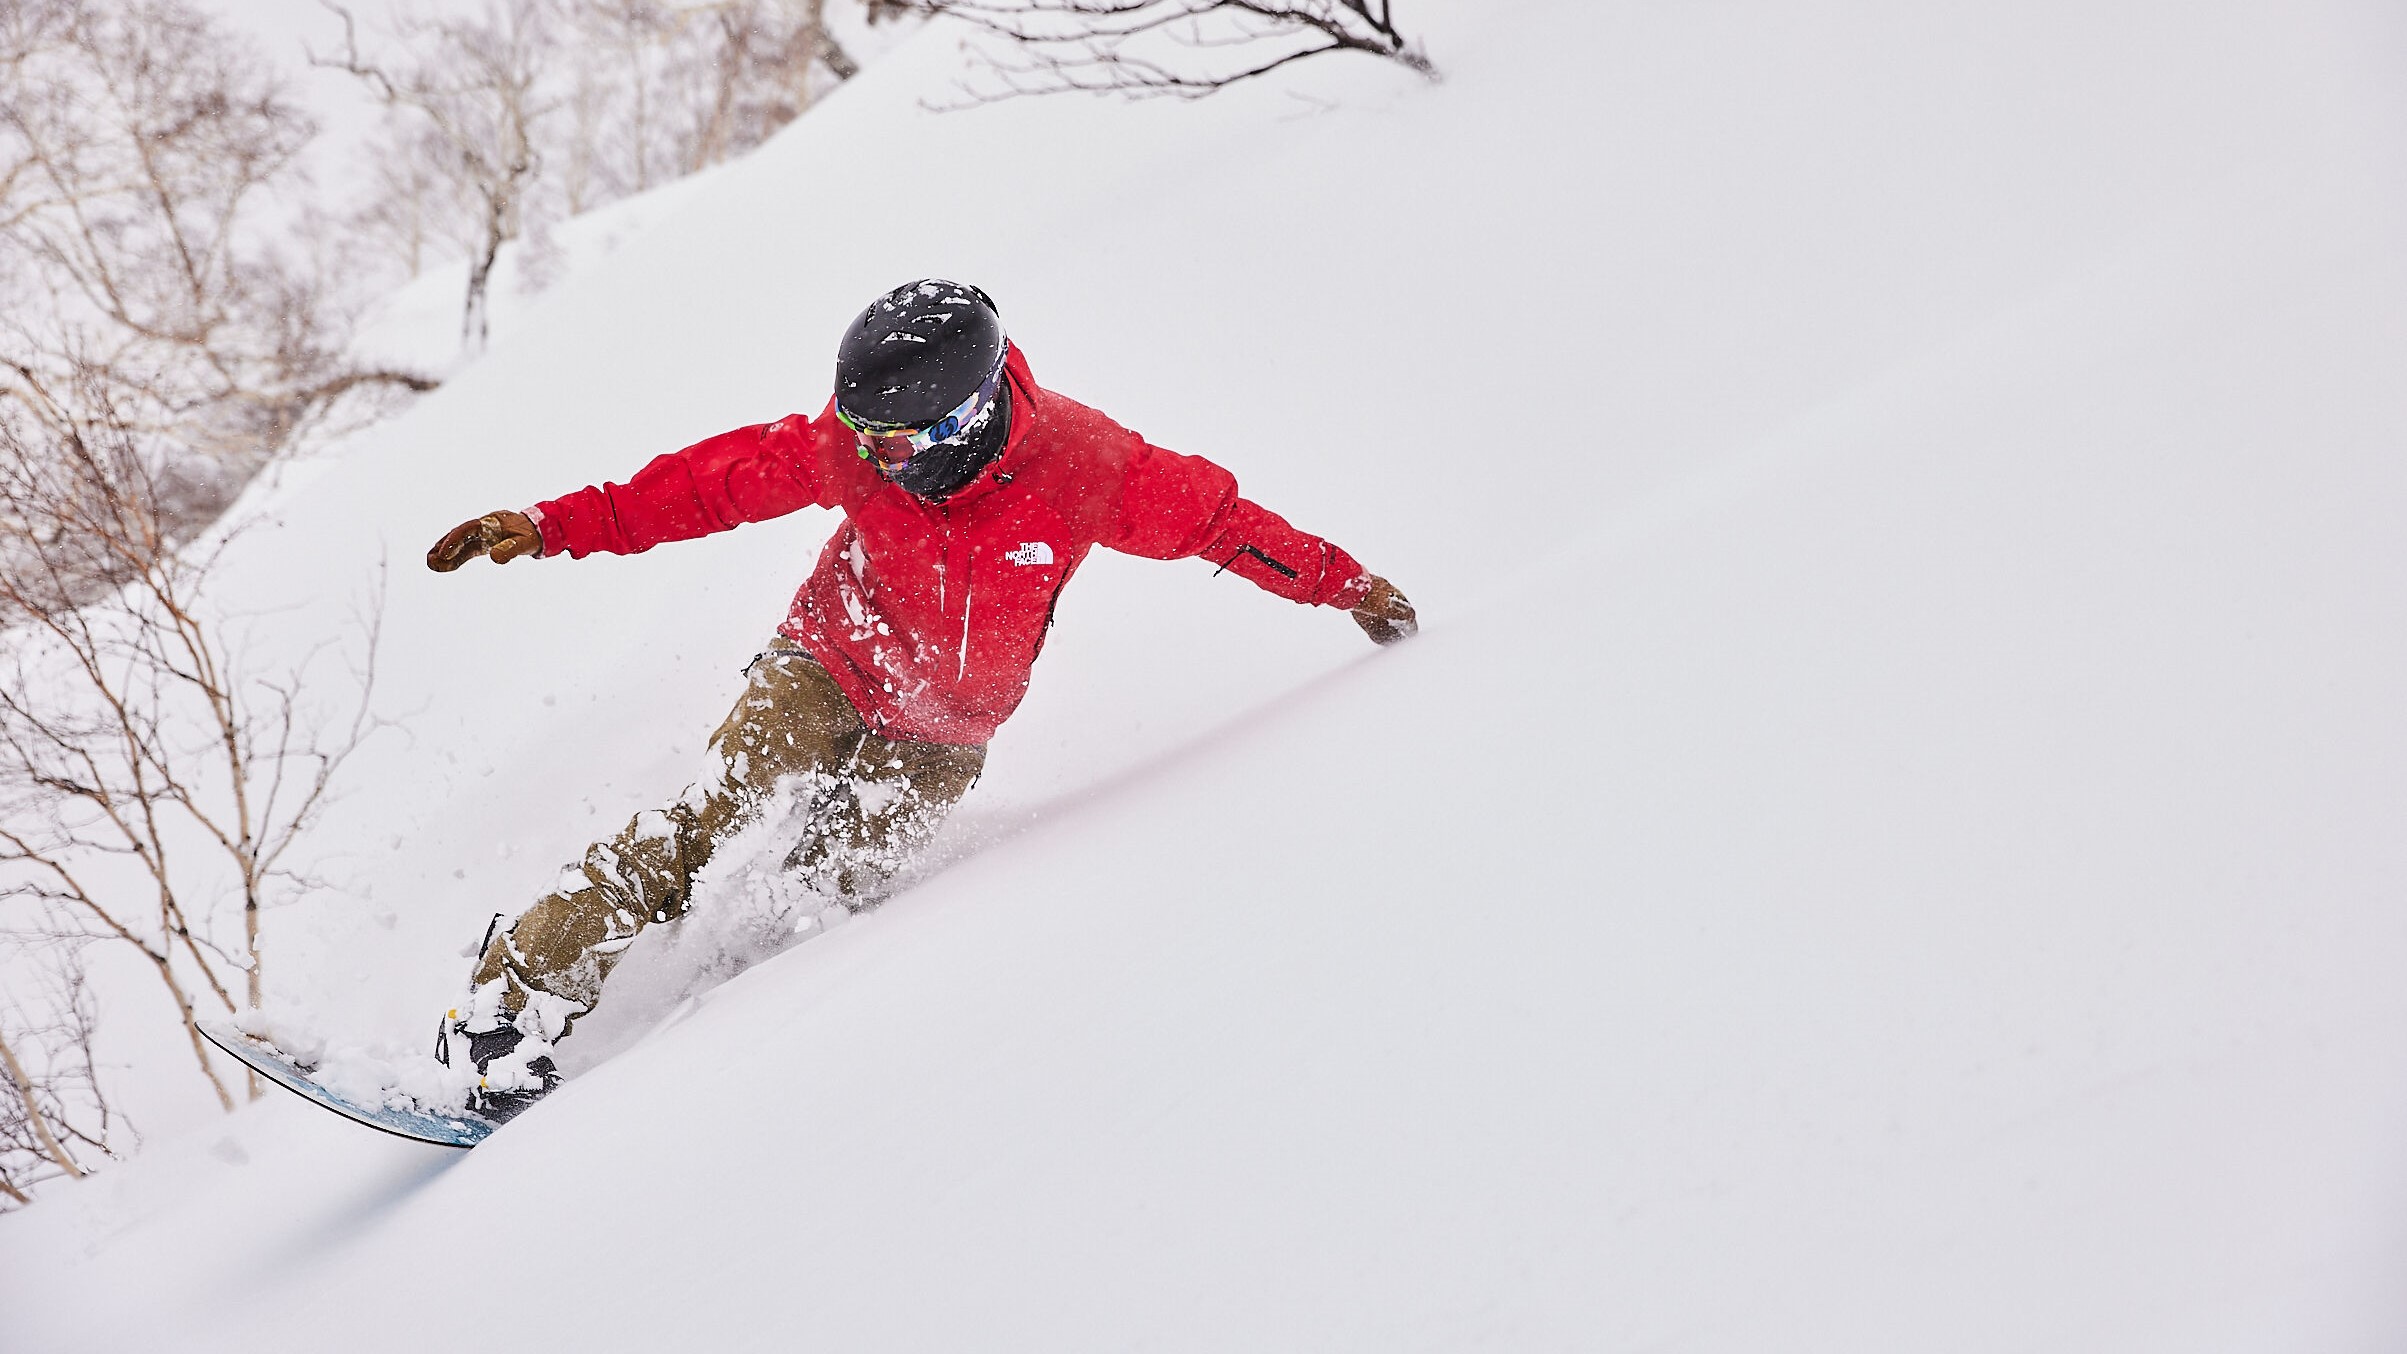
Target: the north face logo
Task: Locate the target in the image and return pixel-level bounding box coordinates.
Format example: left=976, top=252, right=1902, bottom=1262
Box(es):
left=1005, top=541, right=1055, bottom=567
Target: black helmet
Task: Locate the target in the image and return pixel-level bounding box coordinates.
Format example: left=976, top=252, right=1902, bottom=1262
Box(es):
left=833, top=279, right=1010, bottom=500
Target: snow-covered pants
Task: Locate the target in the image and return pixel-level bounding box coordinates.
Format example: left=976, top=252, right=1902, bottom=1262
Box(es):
left=470, top=640, right=986, bottom=1028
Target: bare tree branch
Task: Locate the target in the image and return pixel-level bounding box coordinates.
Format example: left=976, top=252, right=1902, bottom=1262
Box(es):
left=0, top=948, right=110, bottom=1204
left=0, top=1022, right=84, bottom=1182
left=1, top=383, right=387, bottom=1149
left=0, top=0, right=441, bottom=561
left=897, top=0, right=1432, bottom=102
left=333, top=0, right=866, bottom=302
left=311, top=0, right=554, bottom=351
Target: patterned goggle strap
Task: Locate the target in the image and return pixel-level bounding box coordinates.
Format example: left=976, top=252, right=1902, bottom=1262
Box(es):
left=837, top=359, right=1007, bottom=466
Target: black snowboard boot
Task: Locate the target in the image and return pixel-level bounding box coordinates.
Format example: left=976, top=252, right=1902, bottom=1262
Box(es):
left=441, top=1018, right=560, bottom=1124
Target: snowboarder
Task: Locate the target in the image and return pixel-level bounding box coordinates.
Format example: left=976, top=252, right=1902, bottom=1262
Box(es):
left=424, top=279, right=1416, bottom=1120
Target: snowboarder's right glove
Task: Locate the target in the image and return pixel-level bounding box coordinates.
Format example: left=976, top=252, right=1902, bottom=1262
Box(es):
left=1350, top=575, right=1418, bottom=646
left=428, top=509, right=543, bottom=572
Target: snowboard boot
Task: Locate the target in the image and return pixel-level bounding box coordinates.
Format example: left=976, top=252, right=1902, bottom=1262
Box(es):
left=438, top=1015, right=561, bottom=1124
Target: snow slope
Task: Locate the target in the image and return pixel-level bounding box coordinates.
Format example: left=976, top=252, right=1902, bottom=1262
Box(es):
left=7, top=1, right=2407, bottom=1349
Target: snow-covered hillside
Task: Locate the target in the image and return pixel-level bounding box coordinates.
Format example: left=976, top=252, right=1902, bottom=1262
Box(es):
left=6, top=1, right=2407, bottom=1349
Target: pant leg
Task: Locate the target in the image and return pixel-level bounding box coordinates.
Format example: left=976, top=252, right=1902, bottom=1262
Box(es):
left=784, top=727, right=987, bottom=903
left=471, top=643, right=866, bottom=1027
left=470, top=643, right=988, bottom=1034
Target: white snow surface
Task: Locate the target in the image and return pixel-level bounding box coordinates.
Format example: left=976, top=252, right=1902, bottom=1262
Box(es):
left=7, top=1, right=2407, bottom=1349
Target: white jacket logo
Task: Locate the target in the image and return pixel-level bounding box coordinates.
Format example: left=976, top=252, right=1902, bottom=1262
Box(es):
left=1005, top=541, right=1054, bottom=567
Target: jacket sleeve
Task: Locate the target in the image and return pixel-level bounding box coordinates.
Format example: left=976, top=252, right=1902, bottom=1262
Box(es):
left=1105, top=438, right=1373, bottom=609
left=532, top=412, right=843, bottom=559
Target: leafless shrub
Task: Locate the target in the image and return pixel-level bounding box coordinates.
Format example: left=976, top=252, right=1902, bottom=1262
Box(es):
left=0, top=0, right=436, bottom=538
left=346, top=123, right=459, bottom=288
left=0, top=373, right=385, bottom=1149
left=558, top=0, right=859, bottom=212
left=313, top=0, right=555, bottom=352
left=0, top=952, right=111, bottom=1208
left=902, top=0, right=1432, bottom=100
left=323, top=0, right=864, bottom=342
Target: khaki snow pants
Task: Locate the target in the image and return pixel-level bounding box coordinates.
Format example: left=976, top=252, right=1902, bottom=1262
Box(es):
left=471, top=640, right=985, bottom=1028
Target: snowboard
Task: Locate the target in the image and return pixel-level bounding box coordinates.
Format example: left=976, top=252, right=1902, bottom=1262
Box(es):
left=199, top=1018, right=496, bottom=1148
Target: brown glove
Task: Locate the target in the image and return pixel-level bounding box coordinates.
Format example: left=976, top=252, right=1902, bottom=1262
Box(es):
left=427, top=509, right=543, bottom=572
left=1350, top=574, right=1418, bottom=646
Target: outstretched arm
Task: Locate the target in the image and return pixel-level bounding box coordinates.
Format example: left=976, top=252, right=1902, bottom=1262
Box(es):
left=1107, top=438, right=1417, bottom=645
left=425, top=413, right=844, bottom=570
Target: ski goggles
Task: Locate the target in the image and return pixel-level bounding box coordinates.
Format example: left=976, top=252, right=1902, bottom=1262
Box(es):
left=836, top=361, right=1006, bottom=473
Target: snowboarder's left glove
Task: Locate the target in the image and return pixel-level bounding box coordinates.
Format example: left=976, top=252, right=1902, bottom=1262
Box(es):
left=1350, top=575, right=1418, bottom=646
left=428, top=509, right=543, bottom=572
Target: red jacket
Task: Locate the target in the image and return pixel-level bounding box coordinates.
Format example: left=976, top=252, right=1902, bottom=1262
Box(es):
left=532, top=345, right=1372, bottom=745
